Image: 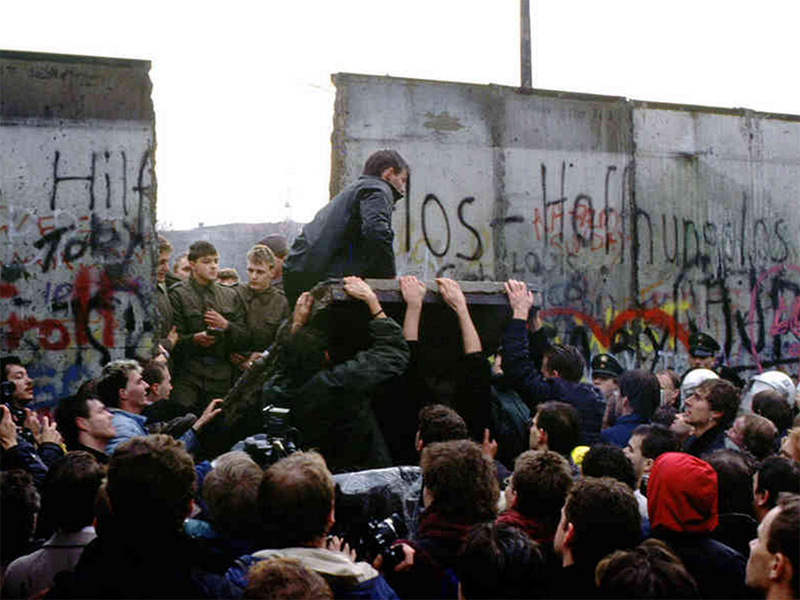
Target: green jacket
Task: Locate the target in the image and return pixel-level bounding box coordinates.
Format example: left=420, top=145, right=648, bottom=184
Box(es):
left=169, top=278, right=249, bottom=383
left=262, top=317, right=409, bottom=474
left=155, top=282, right=174, bottom=351
left=232, top=284, right=290, bottom=353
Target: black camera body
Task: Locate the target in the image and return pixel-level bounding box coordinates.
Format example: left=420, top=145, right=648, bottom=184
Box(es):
left=2, top=380, right=36, bottom=445
left=349, top=513, right=407, bottom=570
left=242, top=405, right=300, bottom=468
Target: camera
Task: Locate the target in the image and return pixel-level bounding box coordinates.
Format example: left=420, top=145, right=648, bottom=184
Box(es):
left=242, top=405, right=300, bottom=468
left=205, top=327, right=223, bottom=338
left=2, top=382, right=36, bottom=445
left=348, top=513, right=407, bottom=570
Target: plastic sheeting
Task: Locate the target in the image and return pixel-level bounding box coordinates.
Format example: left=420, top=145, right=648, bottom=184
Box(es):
left=331, top=466, right=423, bottom=543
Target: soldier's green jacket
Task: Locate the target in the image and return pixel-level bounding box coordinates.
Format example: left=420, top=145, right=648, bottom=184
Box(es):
left=155, top=282, right=174, bottom=350
left=231, top=283, right=290, bottom=353
left=169, top=278, right=249, bottom=383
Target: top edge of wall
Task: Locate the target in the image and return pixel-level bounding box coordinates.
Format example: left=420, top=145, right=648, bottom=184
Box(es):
left=331, top=72, right=800, bottom=122
left=0, top=49, right=150, bottom=69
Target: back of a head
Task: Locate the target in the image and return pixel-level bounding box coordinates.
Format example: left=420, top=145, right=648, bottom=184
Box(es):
left=595, top=538, right=700, bottom=599
left=640, top=425, right=680, bottom=460
left=619, top=369, right=661, bottom=421
left=203, top=451, right=263, bottom=538
left=705, top=379, right=742, bottom=428
left=545, top=345, right=585, bottom=382
left=650, top=405, right=678, bottom=428
left=362, top=149, right=408, bottom=177
left=564, top=476, right=641, bottom=568
left=647, top=453, right=718, bottom=534
left=284, top=327, right=328, bottom=385
left=756, top=457, right=800, bottom=510
left=55, top=393, right=92, bottom=450
left=753, top=390, right=794, bottom=433
left=537, top=401, right=580, bottom=456
left=768, top=493, right=800, bottom=597
left=457, top=522, right=547, bottom=599
left=258, top=234, right=289, bottom=260
left=107, top=434, right=196, bottom=531
left=512, top=450, right=573, bottom=523
left=418, top=404, right=468, bottom=446
left=141, top=359, right=167, bottom=388
left=421, top=439, right=499, bottom=525
left=742, top=370, right=795, bottom=412
left=741, top=413, right=778, bottom=461
left=41, top=451, right=105, bottom=533
left=705, top=449, right=755, bottom=516
left=0, top=469, right=40, bottom=564
left=259, top=451, right=334, bottom=548
left=243, top=557, right=332, bottom=600
left=581, top=444, right=637, bottom=491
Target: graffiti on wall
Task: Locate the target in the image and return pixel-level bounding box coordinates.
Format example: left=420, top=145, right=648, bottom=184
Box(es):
left=1, top=142, right=157, bottom=405
left=396, top=157, right=799, bottom=378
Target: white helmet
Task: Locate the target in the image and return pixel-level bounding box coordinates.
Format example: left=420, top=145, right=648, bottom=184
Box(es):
left=741, top=370, right=795, bottom=413
left=680, top=368, right=719, bottom=404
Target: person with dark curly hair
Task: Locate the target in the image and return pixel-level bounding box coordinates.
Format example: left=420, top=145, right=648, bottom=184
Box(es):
left=551, top=476, right=641, bottom=598
left=595, top=538, right=700, bottom=599
left=46, top=435, right=239, bottom=599
left=683, top=379, right=742, bottom=457
left=0, top=469, right=41, bottom=570
left=457, top=522, right=548, bottom=599
left=497, top=450, right=573, bottom=552
left=387, top=439, right=499, bottom=599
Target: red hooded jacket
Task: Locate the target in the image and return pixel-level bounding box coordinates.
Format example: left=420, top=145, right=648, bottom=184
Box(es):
left=647, top=452, right=718, bottom=534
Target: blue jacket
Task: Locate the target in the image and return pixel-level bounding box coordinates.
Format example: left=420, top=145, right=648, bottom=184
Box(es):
left=600, top=413, right=648, bottom=448
left=106, top=409, right=199, bottom=456
left=501, top=319, right=605, bottom=445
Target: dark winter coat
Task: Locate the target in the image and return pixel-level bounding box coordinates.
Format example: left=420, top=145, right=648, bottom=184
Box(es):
left=283, top=175, right=402, bottom=305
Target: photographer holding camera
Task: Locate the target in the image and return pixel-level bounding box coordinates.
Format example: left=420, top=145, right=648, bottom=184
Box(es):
left=225, top=450, right=402, bottom=599
left=1, top=356, right=64, bottom=485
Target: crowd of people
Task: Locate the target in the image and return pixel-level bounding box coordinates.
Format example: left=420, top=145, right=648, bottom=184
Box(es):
left=2, top=149, right=800, bottom=599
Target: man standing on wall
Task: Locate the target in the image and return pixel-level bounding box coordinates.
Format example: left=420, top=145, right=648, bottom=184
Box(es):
left=169, top=241, right=249, bottom=417
left=283, top=149, right=409, bottom=307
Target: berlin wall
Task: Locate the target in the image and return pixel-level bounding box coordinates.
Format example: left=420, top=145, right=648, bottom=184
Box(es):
left=331, top=73, right=800, bottom=378
left=1, top=50, right=157, bottom=407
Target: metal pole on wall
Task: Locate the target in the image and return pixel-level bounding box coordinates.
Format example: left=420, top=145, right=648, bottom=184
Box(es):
left=520, top=0, right=532, bottom=91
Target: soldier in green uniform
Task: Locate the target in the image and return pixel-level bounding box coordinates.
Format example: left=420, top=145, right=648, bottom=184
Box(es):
left=169, top=240, right=249, bottom=416
left=229, top=244, right=290, bottom=372
left=155, top=236, right=178, bottom=359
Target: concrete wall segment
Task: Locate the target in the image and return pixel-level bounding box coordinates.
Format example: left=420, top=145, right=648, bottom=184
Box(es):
left=333, top=73, right=800, bottom=378
left=1, top=51, right=157, bottom=408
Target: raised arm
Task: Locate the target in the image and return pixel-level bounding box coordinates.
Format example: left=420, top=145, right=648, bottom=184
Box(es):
left=399, top=275, right=426, bottom=341
left=436, top=277, right=481, bottom=354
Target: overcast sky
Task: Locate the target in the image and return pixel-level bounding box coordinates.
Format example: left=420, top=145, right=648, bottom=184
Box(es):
left=4, top=1, right=798, bottom=230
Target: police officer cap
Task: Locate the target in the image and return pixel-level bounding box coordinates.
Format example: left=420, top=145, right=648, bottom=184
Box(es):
left=688, top=332, right=720, bottom=357
left=591, top=353, right=624, bottom=378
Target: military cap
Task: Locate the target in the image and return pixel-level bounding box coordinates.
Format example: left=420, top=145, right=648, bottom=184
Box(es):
left=258, top=234, right=288, bottom=258
left=591, top=353, right=624, bottom=378
left=688, top=332, right=720, bottom=357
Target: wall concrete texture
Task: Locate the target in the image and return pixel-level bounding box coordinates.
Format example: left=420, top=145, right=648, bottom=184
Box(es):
left=331, top=73, right=800, bottom=378
left=1, top=51, right=157, bottom=407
